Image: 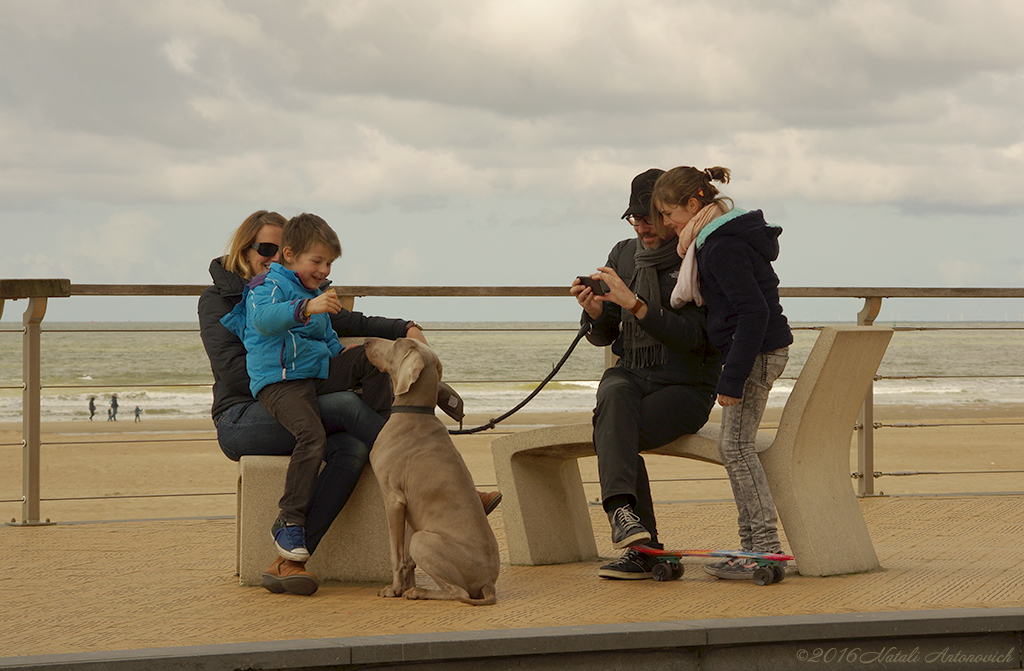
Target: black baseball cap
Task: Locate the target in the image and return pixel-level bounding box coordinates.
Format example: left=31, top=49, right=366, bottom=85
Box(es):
left=621, top=168, right=665, bottom=219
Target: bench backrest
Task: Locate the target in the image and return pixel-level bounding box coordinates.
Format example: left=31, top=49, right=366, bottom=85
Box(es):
left=773, top=325, right=893, bottom=461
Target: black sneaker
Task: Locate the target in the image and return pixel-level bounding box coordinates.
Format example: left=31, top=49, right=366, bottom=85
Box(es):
left=599, top=548, right=657, bottom=580
left=608, top=505, right=651, bottom=549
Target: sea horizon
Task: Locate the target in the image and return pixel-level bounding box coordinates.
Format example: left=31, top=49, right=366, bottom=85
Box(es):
left=1, top=320, right=1021, bottom=423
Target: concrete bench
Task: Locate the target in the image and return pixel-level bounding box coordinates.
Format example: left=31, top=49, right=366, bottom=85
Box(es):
left=491, top=325, right=893, bottom=577
left=236, top=457, right=391, bottom=585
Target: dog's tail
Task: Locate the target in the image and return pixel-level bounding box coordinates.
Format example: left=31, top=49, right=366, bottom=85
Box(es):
left=456, top=583, right=496, bottom=606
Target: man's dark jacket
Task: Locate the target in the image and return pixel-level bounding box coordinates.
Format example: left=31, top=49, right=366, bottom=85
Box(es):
left=583, top=238, right=720, bottom=392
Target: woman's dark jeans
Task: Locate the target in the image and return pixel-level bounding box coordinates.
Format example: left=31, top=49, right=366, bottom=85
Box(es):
left=216, top=391, right=385, bottom=554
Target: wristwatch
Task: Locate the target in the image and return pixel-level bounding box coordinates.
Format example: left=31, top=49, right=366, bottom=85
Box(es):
left=406, top=320, right=423, bottom=333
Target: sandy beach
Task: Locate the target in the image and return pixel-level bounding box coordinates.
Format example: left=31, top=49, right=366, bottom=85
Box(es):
left=2, top=403, right=1022, bottom=524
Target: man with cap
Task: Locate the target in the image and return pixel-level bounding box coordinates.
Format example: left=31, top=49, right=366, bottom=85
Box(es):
left=570, top=169, right=721, bottom=579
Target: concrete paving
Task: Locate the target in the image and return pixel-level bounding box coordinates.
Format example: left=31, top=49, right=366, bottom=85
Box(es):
left=3, top=493, right=1024, bottom=665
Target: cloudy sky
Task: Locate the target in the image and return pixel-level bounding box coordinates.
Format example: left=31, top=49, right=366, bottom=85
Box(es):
left=2, top=0, right=1023, bottom=324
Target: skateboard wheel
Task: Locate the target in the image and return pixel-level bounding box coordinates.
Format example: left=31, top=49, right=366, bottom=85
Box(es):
left=671, top=564, right=684, bottom=580
left=753, top=567, right=773, bottom=586
left=771, top=564, right=785, bottom=583
left=652, top=562, right=674, bottom=582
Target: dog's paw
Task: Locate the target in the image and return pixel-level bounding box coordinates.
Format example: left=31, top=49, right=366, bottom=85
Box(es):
left=378, top=585, right=402, bottom=598
left=402, top=587, right=426, bottom=600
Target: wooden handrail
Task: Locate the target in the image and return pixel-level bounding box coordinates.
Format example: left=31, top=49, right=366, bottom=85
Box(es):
left=64, top=284, right=1024, bottom=299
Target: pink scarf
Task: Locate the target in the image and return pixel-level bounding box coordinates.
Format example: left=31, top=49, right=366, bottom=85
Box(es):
left=670, top=202, right=727, bottom=308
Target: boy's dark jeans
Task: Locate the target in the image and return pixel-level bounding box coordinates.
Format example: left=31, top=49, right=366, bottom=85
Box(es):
left=257, top=345, right=393, bottom=526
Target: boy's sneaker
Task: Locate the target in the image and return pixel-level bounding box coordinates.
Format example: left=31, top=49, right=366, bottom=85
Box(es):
left=272, top=517, right=310, bottom=562
left=608, top=505, right=651, bottom=549
left=599, top=548, right=657, bottom=580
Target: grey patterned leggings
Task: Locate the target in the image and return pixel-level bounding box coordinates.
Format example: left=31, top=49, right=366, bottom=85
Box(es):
left=719, top=347, right=789, bottom=553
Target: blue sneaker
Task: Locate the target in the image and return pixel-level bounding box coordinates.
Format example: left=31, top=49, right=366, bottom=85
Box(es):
left=272, top=517, right=310, bottom=562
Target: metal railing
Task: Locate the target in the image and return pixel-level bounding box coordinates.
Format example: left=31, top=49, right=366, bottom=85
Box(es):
left=1, top=281, right=1022, bottom=523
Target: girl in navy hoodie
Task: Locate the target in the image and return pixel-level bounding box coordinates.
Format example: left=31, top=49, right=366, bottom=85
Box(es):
left=652, top=166, right=793, bottom=580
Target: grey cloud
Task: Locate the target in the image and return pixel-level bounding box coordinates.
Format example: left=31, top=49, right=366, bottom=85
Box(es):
left=1, top=0, right=1023, bottom=222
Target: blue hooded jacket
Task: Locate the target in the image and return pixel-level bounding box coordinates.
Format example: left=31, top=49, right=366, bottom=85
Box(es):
left=220, top=262, right=343, bottom=397
left=696, top=208, right=793, bottom=398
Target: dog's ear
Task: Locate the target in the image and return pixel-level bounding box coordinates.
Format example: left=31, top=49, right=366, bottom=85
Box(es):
left=393, top=347, right=425, bottom=396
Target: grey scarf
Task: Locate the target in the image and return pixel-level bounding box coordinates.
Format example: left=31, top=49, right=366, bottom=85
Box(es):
left=620, top=239, right=680, bottom=369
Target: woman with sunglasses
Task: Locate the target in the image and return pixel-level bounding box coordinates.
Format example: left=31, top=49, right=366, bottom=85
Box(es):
left=198, top=210, right=413, bottom=594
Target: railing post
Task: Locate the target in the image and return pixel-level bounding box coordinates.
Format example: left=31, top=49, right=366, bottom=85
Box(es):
left=856, top=296, right=883, bottom=497
left=1, top=279, right=69, bottom=527
left=16, top=297, right=54, bottom=525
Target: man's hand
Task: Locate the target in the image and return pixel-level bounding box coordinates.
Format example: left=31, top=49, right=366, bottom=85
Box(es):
left=717, top=394, right=741, bottom=407
left=595, top=266, right=647, bottom=320
left=570, top=276, right=604, bottom=320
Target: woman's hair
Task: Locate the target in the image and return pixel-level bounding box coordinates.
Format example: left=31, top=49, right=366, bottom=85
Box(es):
left=283, top=213, right=342, bottom=259
left=223, top=210, right=287, bottom=279
left=650, top=166, right=733, bottom=225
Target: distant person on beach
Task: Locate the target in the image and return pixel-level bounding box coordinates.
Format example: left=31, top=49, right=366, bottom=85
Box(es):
left=88, top=397, right=96, bottom=421
left=652, top=165, right=793, bottom=580
left=570, top=169, right=721, bottom=580
left=106, top=407, right=112, bottom=421
left=200, top=210, right=496, bottom=596
left=134, top=406, right=142, bottom=422
left=109, top=394, right=118, bottom=421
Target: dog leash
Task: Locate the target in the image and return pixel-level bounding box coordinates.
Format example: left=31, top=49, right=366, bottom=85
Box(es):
left=448, top=322, right=593, bottom=435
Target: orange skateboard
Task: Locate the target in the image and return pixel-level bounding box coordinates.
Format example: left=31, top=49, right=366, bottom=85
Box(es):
left=633, top=545, right=794, bottom=585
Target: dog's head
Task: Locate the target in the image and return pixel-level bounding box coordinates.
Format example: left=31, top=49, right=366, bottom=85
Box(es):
left=364, top=337, right=442, bottom=401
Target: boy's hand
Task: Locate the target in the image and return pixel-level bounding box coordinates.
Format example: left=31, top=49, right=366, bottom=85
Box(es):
left=306, top=290, right=342, bottom=316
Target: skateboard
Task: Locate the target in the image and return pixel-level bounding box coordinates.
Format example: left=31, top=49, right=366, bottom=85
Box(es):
left=633, top=545, right=794, bottom=586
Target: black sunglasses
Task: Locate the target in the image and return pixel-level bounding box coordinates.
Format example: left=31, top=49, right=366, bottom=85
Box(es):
left=250, top=242, right=279, bottom=257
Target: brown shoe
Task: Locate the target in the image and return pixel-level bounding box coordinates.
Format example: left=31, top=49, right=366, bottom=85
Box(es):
left=261, top=556, right=319, bottom=596
left=478, top=491, right=502, bottom=516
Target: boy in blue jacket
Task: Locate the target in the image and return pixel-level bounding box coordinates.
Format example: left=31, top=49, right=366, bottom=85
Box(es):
left=221, top=213, right=392, bottom=564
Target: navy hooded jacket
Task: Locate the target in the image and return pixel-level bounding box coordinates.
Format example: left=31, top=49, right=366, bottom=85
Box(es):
left=696, top=209, right=793, bottom=398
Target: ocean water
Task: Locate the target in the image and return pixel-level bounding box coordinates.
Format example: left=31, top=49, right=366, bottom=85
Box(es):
left=0, top=322, right=1022, bottom=423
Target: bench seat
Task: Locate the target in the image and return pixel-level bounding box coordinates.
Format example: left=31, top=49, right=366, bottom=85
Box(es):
left=236, top=457, right=391, bottom=585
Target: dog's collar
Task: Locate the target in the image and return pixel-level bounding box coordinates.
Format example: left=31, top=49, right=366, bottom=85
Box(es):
left=390, top=405, right=436, bottom=415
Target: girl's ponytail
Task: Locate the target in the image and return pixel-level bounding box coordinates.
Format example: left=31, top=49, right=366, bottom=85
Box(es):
left=703, top=166, right=731, bottom=185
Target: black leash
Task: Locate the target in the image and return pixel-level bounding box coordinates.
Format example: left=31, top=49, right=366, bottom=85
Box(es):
left=448, top=322, right=593, bottom=435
